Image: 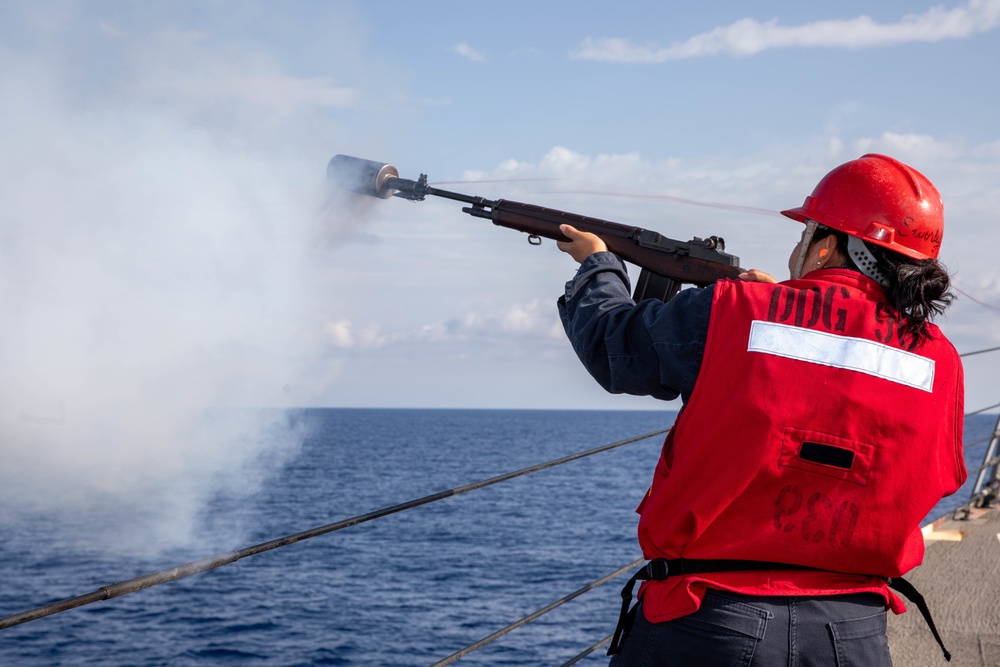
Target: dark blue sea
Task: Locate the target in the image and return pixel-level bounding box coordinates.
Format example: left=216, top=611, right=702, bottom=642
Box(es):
left=1, top=409, right=995, bottom=666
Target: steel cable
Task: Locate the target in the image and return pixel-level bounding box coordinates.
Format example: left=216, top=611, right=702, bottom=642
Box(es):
left=962, top=453, right=1000, bottom=479
left=428, top=559, right=644, bottom=667
left=965, top=402, right=1000, bottom=417
left=959, top=345, right=1000, bottom=358
left=558, top=633, right=614, bottom=667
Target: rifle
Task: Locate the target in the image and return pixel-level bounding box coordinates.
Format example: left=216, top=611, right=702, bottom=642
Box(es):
left=327, top=154, right=742, bottom=302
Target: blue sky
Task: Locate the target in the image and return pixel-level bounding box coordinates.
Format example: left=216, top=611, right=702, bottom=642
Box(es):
left=2, top=0, right=999, bottom=418
left=2, top=0, right=999, bottom=552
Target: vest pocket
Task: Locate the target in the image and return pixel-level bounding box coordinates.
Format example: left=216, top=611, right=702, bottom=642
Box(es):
left=779, top=427, right=874, bottom=486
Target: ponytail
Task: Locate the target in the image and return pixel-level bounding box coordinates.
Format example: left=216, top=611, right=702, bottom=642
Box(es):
left=812, top=228, right=954, bottom=342
left=880, top=253, right=954, bottom=342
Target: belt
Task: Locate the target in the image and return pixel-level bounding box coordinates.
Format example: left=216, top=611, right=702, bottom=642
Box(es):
left=608, top=558, right=950, bottom=662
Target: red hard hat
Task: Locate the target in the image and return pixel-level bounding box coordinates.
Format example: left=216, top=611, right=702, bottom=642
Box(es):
left=781, top=154, right=944, bottom=260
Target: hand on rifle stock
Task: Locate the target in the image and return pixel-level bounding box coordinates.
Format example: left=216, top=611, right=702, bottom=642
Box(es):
left=557, top=224, right=608, bottom=264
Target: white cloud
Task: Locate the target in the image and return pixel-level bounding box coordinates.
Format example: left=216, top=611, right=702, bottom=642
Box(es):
left=325, top=320, right=385, bottom=349
left=465, top=146, right=645, bottom=183
left=454, top=42, right=486, bottom=62
left=326, top=300, right=565, bottom=351
left=852, top=132, right=964, bottom=163
left=326, top=320, right=356, bottom=348
left=571, top=0, right=1000, bottom=62
left=462, top=146, right=783, bottom=219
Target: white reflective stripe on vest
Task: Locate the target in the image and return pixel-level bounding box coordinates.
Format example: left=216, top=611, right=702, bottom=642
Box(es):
left=747, top=320, right=935, bottom=392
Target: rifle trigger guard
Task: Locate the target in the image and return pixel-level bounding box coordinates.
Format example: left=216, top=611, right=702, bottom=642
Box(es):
left=528, top=234, right=542, bottom=246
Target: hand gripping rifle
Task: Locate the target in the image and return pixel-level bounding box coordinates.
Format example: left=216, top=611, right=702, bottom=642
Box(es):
left=328, top=155, right=743, bottom=302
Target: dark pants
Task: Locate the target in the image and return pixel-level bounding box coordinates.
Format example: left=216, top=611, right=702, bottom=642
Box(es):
left=610, top=590, right=892, bottom=667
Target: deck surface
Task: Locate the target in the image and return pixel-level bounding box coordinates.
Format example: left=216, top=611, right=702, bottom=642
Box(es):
left=887, top=506, right=1000, bottom=666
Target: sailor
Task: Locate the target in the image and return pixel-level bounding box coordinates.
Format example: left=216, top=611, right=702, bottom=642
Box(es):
left=556, top=154, right=966, bottom=666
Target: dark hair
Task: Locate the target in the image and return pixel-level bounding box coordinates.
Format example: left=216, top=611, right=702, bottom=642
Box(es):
left=812, top=227, right=954, bottom=342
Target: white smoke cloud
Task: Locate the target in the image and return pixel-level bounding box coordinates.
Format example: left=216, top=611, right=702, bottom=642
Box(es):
left=123, top=28, right=362, bottom=114
left=0, top=6, right=376, bottom=554
left=571, top=0, right=1000, bottom=62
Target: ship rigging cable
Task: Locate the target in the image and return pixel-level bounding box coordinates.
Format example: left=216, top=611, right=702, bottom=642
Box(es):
left=427, top=559, right=645, bottom=667
left=959, top=344, right=1000, bottom=357
left=966, top=402, right=1000, bottom=417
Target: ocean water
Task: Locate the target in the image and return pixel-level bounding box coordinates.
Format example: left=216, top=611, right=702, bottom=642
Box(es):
left=0, top=409, right=995, bottom=666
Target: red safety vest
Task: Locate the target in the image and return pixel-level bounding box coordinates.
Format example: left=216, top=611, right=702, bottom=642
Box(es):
left=636, top=269, right=966, bottom=623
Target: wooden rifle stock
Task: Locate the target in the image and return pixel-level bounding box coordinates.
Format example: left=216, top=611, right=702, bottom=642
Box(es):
left=464, top=199, right=742, bottom=301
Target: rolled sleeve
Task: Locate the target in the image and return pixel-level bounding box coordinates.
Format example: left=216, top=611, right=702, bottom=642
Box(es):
left=557, top=252, right=714, bottom=403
